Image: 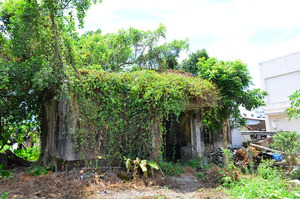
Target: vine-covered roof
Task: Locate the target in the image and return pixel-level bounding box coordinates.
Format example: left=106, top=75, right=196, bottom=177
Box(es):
left=75, top=69, right=219, bottom=109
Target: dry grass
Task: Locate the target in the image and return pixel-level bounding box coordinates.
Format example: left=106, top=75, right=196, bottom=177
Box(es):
left=0, top=167, right=228, bottom=199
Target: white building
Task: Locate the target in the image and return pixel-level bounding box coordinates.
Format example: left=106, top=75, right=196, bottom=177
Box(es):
left=239, top=106, right=265, bottom=119
left=259, top=51, right=300, bottom=133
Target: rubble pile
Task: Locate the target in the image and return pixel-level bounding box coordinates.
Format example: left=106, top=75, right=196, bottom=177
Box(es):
left=205, top=147, right=238, bottom=165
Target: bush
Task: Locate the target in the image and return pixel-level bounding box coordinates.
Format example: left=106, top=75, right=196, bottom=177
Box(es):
left=14, top=146, right=41, bottom=162
left=257, top=159, right=282, bottom=180
left=291, top=167, right=300, bottom=180
left=0, top=164, right=10, bottom=178
left=218, top=148, right=241, bottom=187
left=184, top=158, right=210, bottom=169
left=226, top=160, right=300, bottom=198
left=271, top=131, right=300, bottom=154
left=31, top=165, right=47, bottom=176
left=226, top=175, right=300, bottom=198
left=159, top=161, right=184, bottom=176
left=0, top=192, right=8, bottom=199
left=270, top=131, right=300, bottom=174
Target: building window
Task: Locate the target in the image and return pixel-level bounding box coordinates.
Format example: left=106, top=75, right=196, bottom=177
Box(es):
left=203, top=127, right=212, bottom=146
left=243, top=113, right=247, bottom=117
left=251, top=114, right=254, bottom=117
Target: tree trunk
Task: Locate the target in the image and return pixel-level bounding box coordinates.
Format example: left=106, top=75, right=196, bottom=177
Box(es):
left=150, top=119, right=161, bottom=162
left=39, top=93, right=81, bottom=167
left=39, top=97, right=59, bottom=166
left=222, top=118, right=228, bottom=165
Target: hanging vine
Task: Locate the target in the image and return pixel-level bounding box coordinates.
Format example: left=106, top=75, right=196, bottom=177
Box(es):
left=67, top=68, right=218, bottom=166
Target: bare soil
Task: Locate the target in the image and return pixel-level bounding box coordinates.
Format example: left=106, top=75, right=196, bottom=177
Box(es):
left=0, top=166, right=229, bottom=199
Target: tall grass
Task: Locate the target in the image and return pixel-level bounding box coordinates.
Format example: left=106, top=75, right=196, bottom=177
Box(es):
left=225, top=159, right=300, bottom=198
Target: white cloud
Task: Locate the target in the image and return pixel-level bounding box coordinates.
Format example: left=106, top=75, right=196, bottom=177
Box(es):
left=82, top=0, right=300, bottom=87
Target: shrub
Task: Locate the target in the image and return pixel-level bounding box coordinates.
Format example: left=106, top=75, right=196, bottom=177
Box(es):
left=218, top=148, right=241, bottom=187
left=0, top=192, right=8, bottom=199
left=31, top=165, right=47, bottom=176
left=226, top=160, right=300, bottom=198
left=0, top=164, right=10, bottom=178
left=159, top=161, right=184, bottom=176
left=14, top=146, right=41, bottom=162
left=225, top=175, right=300, bottom=198
left=257, top=159, right=282, bottom=180
left=291, top=167, right=300, bottom=180
left=184, top=158, right=210, bottom=169
left=194, top=172, right=205, bottom=180
left=270, top=131, right=300, bottom=174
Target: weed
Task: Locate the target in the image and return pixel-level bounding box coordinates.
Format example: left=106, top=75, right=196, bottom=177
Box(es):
left=194, top=172, right=205, bottom=180
left=159, top=161, right=184, bottom=176
left=225, top=175, right=300, bottom=198
left=0, top=192, right=8, bottom=199
left=31, top=165, right=47, bottom=176
left=218, top=148, right=241, bottom=187
left=163, top=185, right=168, bottom=191
left=0, top=164, right=10, bottom=178
left=270, top=131, right=300, bottom=174
left=257, top=159, right=281, bottom=180
left=184, top=157, right=210, bottom=169
left=225, top=160, right=300, bottom=198
left=291, top=167, right=300, bottom=180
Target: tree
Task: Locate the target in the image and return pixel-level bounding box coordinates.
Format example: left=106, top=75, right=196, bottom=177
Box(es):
left=75, top=24, right=189, bottom=71
left=0, top=0, right=101, bottom=163
left=197, top=58, right=267, bottom=158
left=181, top=49, right=209, bottom=75
left=286, top=89, right=300, bottom=120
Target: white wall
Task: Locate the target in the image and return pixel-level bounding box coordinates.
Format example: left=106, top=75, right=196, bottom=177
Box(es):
left=260, top=51, right=300, bottom=133
left=267, top=114, right=300, bottom=133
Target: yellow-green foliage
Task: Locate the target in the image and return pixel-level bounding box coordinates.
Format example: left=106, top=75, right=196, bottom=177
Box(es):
left=69, top=69, right=218, bottom=165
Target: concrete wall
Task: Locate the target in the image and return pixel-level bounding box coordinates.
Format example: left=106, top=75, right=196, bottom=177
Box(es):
left=266, top=114, right=300, bottom=133
left=260, top=51, right=300, bottom=133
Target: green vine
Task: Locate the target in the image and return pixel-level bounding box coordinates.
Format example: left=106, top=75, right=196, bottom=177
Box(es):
left=67, top=68, right=217, bottom=166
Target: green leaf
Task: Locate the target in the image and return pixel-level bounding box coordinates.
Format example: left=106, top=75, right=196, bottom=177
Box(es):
left=147, top=161, right=159, bottom=170
left=140, top=160, right=148, bottom=173
left=0, top=170, right=10, bottom=177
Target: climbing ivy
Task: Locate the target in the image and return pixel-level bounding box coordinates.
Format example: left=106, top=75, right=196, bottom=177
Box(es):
left=67, top=68, right=217, bottom=165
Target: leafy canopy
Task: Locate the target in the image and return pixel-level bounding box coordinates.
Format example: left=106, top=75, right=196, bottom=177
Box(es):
left=180, top=49, right=209, bottom=75
left=0, top=0, right=101, bottom=150
left=75, top=24, right=189, bottom=71
left=196, top=57, right=267, bottom=130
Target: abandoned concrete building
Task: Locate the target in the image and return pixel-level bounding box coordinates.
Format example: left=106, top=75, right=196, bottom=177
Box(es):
left=40, top=70, right=224, bottom=169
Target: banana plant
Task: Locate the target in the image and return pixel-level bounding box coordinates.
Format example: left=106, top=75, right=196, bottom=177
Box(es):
left=124, top=157, right=159, bottom=178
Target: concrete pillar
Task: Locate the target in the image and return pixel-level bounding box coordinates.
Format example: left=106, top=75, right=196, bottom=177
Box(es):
left=190, top=111, right=203, bottom=158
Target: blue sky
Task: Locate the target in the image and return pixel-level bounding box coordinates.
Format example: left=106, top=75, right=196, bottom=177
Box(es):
left=82, top=0, right=300, bottom=88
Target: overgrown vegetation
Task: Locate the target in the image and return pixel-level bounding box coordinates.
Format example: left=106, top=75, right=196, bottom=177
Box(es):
left=196, top=58, right=267, bottom=153
left=69, top=69, right=217, bottom=165
left=159, top=161, right=185, bottom=176
left=270, top=131, right=300, bottom=174
left=219, top=148, right=300, bottom=199
left=75, top=24, right=189, bottom=71
left=286, top=89, right=300, bottom=120
left=0, top=164, right=10, bottom=178
left=224, top=159, right=300, bottom=199
left=125, top=157, right=159, bottom=178
left=2, top=0, right=297, bottom=198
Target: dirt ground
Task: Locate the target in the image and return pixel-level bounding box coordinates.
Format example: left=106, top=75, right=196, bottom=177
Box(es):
left=0, top=166, right=229, bottom=199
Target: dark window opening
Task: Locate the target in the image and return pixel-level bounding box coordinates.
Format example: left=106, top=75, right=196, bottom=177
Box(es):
left=203, top=127, right=212, bottom=146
